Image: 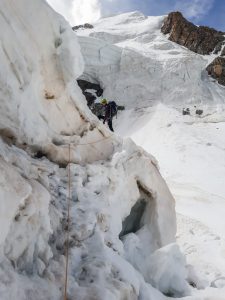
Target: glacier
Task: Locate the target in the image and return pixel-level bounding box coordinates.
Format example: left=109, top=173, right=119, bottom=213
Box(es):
left=0, top=1, right=188, bottom=300
left=1, top=1, right=225, bottom=299
left=76, top=10, right=225, bottom=300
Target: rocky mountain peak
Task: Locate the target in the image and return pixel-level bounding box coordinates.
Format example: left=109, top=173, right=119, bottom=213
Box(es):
left=161, top=11, right=225, bottom=55
left=161, top=12, right=225, bottom=86
left=72, top=23, right=94, bottom=31
left=206, top=56, right=225, bottom=86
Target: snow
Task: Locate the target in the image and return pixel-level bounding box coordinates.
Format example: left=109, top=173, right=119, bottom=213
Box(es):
left=0, top=158, right=31, bottom=246
left=77, top=9, right=225, bottom=300
left=114, top=104, right=225, bottom=299
left=115, top=104, right=225, bottom=236
left=0, top=0, right=119, bottom=166
left=77, top=11, right=225, bottom=109
left=1, top=0, right=225, bottom=298
left=0, top=2, right=181, bottom=300
left=177, top=214, right=225, bottom=288
left=0, top=133, right=177, bottom=299
left=145, top=243, right=189, bottom=297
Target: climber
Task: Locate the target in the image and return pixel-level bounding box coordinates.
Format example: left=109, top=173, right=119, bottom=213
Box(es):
left=101, top=98, right=118, bottom=132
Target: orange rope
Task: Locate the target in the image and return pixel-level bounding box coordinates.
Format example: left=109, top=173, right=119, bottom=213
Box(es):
left=64, top=144, right=71, bottom=300
left=62, top=134, right=114, bottom=299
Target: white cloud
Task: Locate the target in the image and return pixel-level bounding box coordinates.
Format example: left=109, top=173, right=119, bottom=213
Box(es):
left=46, top=0, right=216, bottom=25
left=46, top=0, right=102, bottom=25
left=175, top=0, right=214, bottom=21
left=71, top=0, right=101, bottom=25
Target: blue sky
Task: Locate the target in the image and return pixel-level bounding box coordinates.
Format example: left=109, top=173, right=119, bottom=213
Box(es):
left=101, top=0, right=225, bottom=31
left=47, top=0, right=225, bottom=31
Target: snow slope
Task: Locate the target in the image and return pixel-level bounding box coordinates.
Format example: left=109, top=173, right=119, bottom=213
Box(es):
left=116, top=104, right=225, bottom=298
left=77, top=11, right=225, bottom=108
left=77, top=11, right=225, bottom=299
left=0, top=2, right=184, bottom=300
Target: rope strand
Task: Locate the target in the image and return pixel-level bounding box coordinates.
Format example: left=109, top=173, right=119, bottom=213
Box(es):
left=64, top=144, right=71, bottom=300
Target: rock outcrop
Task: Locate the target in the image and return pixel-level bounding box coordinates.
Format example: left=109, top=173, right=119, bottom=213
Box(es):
left=161, top=12, right=225, bottom=55
left=221, top=47, right=225, bottom=56
left=77, top=79, right=103, bottom=106
left=72, top=23, right=94, bottom=31
left=161, top=12, right=225, bottom=86
left=77, top=79, right=125, bottom=117
left=206, top=57, right=225, bottom=86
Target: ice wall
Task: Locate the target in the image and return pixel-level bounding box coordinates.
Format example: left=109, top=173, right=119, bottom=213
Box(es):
left=0, top=0, right=115, bottom=165
left=77, top=11, right=225, bottom=109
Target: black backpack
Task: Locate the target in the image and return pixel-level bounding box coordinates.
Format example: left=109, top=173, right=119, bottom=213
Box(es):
left=108, top=101, right=118, bottom=117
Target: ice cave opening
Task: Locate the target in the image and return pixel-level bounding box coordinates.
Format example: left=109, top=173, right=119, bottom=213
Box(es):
left=119, top=181, right=156, bottom=241
left=119, top=198, right=147, bottom=239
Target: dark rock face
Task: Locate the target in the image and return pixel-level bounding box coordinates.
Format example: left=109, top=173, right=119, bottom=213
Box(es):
left=221, top=47, right=225, bottom=56
left=161, top=12, right=225, bottom=55
left=77, top=79, right=103, bottom=106
left=196, top=109, right=203, bottom=116
left=91, top=103, right=105, bottom=118
left=206, top=57, right=225, bottom=86
left=77, top=79, right=125, bottom=117
left=83, top=92, right=96, bottom=106
left=182, top=108, right=190, bottom=116
left=161, top=12, right=225, bottom=86
left=72, top=23, right=94, bottom=31
left=77, top=79, right=103, bottom=97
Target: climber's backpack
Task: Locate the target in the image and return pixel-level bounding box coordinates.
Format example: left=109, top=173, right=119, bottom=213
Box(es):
left=108, top=101, right=118, bottom=118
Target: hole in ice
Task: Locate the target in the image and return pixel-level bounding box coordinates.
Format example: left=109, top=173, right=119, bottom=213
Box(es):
left=52, top=138, right=65, bottom=146
left=0, top=128, right=17, bottom=145
left=55, top=37, right=62, bottom=48
left=119, top=181, right=154, bottom=240
left=119, top=198, right=147, bottom=239
left=59, top=25, right=66, bottom=34
left=34, top=151, right=46, bottom=159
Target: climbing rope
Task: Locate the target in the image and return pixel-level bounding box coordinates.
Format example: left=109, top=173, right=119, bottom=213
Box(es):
left=64, top=144, right=71, bottom=300
left=62, top=133, right=114, bottom=299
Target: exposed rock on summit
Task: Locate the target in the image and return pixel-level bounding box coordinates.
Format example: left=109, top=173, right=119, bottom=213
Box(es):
left=221, top=46, right=225, bottom=56
left=161, top=12, right=225, bottom=55
left=206, top=57, right=225, bottom=86
left=161, top=12, right=225, bottom=86
left=72, top=23, right=94, bottom=31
